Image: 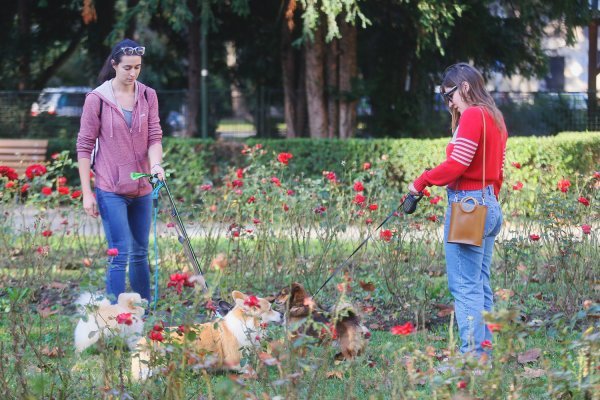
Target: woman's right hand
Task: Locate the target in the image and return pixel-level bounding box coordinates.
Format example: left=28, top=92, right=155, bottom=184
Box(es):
left=83, top=191, right=99, bottom=218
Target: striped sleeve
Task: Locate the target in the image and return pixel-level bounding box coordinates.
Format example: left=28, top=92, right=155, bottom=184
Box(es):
left=450, top=137, right=478, bottom=166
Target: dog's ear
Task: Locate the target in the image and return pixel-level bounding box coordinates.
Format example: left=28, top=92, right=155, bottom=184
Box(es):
left=217, top=300, right=234, bottom=315
left=231, top=291, right=246, bottom=307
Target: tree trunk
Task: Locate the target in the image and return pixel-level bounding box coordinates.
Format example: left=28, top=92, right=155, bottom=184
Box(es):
left=281, top=14, right=297, bottom=138
left=325, top=39, right=339, bottom=138
left=295, top=49, right=308, bottom=137
left=186, top=0, right=200, bottom=137
left=589, top=12, right=598, bottom=130
left=125, top=0, right=140, bottom=38
left=17, top=0, right=32, bottom=90
left=338, top=20, right=357, bottom=139
left=304, top=23, right=327, bottom=138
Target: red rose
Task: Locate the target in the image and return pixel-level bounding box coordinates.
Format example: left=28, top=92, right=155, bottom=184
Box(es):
left=390, top=322, right=414, bottom=335
left=41, top=187, right=52, bottom=196
left=71, top=190, right=82, bottom=199
left=353, top=194, right=366, bottom=205
left=529, top=234, right=540, bottom=241
left=481, top=340, right=492, bottom=349
left=287, top=189, right=295, bottom=196
left=582, top=224, right=592, bottom=235
left=314, top=205, right=327, bottom=214
left=487, top=323, right=502, bottom=333
left=0, top=166, right=18, bottom=181
left=277, top=152, right=293, bottom=165
left=107, top=248, right=119, bottom=256
left=282, top=203, right=289, bottom=212
left=271, top=177, right=281, bottom=187
left=557, top=179, right=571, bottom=193
left=247, top=196, right=256, bottom=204
left=365, top=218, right=373, bottom=225
left=236, top=168, right=244, bottom=179
left=353, top=181, right=364, bottom=192
left=58, top=186, right=70, bottom=195
left=42, top=230, right=53, bottom=237
left=200, top=184, right=212, bottom=191
left=149, top=330, right=164, bottom=342
left=25, top=164, right=47, bottom=180
left=380, top=229, right=393, bottom=242
left=232, top=179, right=243, bottom=188
left=429, top=195, right=443, bottom=204
left=21, top=184, right=30, bottom=193
left=368, top=204, right=378, bottom=211
left=116, top=313, right=133, bottom=326
left=324, top=171, right=337, bottom=182
left=57, top=177, right=67, bottom=186
left=513, top=181, right=523, bottom=191
left=427, top=215, right=438, bottom=222
left=422, top=188, right=430, bottom=197
left=5, top=181, right=15, bottom=189
left=363, top=162, right=371, bottom=170
left=167, top=272, right=194, bottom=294
left=244, top=295, right=260, bottom=308
left=51, top=152, right=60, bottom=160
left=511, top=162, right=521, bottom=169
left=457, top=381, right=467, bottom=389
left=253, top=218, right=261, bottom=224
left=578, top=197, right=590, bottom=206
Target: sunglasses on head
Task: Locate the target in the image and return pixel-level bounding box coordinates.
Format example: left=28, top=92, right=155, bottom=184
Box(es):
left=441, top=85, right=458, bottom=102
left=117, top=46, right=145, bottom=56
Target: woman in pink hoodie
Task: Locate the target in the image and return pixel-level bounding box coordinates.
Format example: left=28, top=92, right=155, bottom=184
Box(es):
left=76, top=39, right=164, bottom=304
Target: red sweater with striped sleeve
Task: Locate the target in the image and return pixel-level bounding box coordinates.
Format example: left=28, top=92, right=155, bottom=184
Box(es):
left=413, top=106, right=507, bottom=198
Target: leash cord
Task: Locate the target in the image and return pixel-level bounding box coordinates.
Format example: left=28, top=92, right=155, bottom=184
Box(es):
left=152, top=182, right=164, bottom=311
left=312, top=195, right=410, bottom=298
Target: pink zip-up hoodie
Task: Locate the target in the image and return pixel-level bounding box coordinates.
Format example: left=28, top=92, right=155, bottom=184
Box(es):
left=76, top=80, right=162, bottom=197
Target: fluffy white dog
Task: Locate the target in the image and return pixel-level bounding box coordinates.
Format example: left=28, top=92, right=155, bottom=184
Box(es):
left=74, top=292, right=146, bottom=353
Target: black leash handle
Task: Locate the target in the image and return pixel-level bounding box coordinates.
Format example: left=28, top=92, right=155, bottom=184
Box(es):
left=312, top=192, right=423, bottom=297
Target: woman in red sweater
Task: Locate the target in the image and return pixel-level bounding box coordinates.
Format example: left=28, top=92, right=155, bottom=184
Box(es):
left=410, top=63, right=507, bottom=357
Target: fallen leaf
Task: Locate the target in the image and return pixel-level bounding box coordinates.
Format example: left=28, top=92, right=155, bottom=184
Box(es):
left=434, top=303, right=454, bottom=318
left=518, top=348, right=542, bottom=364
left=359, top=280, right=376, bottom=292
left=258, top=352, right=280, bottom=366
left=41, top=346, right=64, bottom=358
left=37, top=306, right=58, bottom=318
left=521, top=367, right=545, bottom=378
left=326, top=370, right=344, bottom=379
left=49, top=282, right=68, bottom=290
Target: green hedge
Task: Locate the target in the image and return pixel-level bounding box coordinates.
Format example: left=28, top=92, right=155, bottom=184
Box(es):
left=48, top=132, right=600, bottom=190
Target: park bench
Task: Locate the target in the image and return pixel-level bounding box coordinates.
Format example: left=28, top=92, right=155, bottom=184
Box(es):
left=0, top=139, right=49, bottom=177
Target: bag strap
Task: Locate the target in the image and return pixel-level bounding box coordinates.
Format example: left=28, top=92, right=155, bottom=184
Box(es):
left=480, top=107, right=486, bottom=203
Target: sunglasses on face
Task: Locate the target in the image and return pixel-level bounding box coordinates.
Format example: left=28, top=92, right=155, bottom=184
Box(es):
left=117, top=46, right=145, bottom=56
left=441, top=86, right=458, bottom=103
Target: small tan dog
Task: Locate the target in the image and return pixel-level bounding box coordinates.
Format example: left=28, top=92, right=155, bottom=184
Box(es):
left=74, top=292, right=146, bottom=353
left=131, top=290, right=281, bottom=380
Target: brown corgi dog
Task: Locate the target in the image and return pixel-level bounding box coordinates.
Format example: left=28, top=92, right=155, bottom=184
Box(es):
left=131, top=290, right=281, bottom=380
left=274, top=282, right=369, bottom=360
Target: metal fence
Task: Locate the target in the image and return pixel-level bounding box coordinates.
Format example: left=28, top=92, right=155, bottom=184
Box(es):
left=0, top=89, right=597, bottom=140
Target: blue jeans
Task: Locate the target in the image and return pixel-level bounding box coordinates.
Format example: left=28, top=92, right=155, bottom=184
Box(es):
left=96, top=188, right=152, bottom=303
left=444, top=185, right=503, bottom=355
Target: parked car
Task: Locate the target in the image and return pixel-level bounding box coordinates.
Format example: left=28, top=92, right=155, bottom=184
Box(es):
left=30, top=87, right=91, bottom=117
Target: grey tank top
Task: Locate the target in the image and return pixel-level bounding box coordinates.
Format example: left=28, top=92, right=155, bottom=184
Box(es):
left=122, top=108, right=132, bottom=129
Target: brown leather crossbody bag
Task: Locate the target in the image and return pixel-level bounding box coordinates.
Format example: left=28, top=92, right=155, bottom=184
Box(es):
left=447, top=107, right=488, bottom=247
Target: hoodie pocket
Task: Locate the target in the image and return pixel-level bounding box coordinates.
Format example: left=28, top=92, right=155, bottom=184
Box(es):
left=114, top=161, right=141, bottom=196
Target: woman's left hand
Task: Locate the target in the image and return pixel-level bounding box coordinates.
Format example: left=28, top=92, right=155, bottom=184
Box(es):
left=408, top=182, right=419, bottom=195
left=151, top=163, right=165, bottom=181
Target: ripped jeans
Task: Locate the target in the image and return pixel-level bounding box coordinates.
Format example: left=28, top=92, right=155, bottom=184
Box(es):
left=444, top=185, right=503, bottom=355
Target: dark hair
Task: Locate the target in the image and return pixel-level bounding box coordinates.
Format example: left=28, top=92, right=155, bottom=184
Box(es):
left=97, top=38, right=143, bottom=84
left=441, top=63, right=506, bottom=134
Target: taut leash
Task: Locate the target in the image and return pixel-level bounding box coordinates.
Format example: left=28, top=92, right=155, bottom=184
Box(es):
left=312, top=193, right=422, bottom=298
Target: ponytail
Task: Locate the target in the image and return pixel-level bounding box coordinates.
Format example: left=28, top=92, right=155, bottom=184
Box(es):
left=97, top=54, right=116, bottom=84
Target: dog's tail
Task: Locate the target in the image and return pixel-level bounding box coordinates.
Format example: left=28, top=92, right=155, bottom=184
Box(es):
left=75, top=292, right=110, bottom=313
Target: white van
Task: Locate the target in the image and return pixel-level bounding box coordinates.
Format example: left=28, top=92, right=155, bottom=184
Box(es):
left=30, top=87, right=92, bottom=117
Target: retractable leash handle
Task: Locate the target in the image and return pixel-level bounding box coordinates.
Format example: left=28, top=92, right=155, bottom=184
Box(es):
left=312, top=192, right=423, bottom=298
